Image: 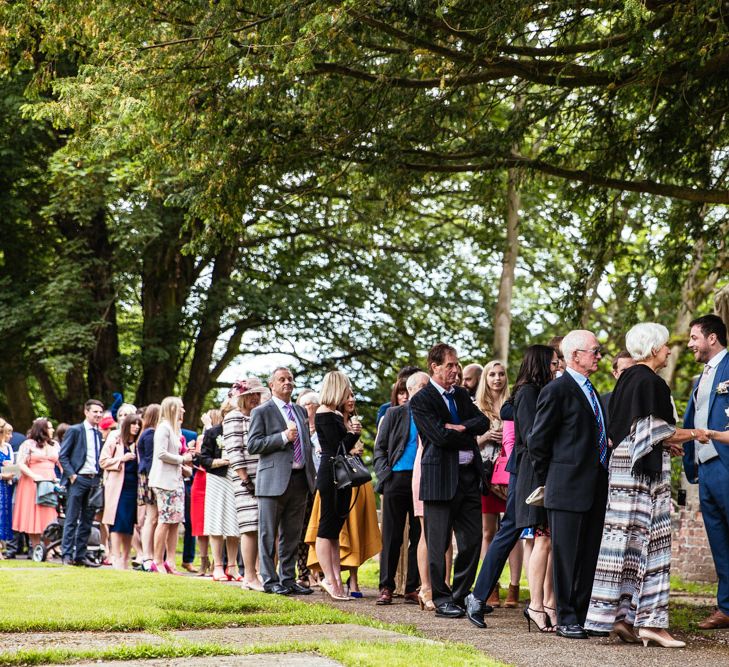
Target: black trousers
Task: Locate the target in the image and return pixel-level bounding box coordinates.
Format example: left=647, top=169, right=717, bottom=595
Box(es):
left=379, top=471, right=421, bottom=593
left=424, top=465, right=482, bottom=607
left=548, top=469, right=608, bottom=626
left=472, top=471, right=521, bottom=600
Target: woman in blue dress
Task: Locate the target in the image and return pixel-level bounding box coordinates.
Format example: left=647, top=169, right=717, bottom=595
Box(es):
left=0, top=419, right=15, bottom=552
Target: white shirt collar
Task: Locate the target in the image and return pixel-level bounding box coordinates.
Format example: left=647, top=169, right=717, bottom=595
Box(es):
left=272, top=395, right=290, bottom=408
left=565, top=366, right=590, bottom=385
left=707, top=348, right=727, bottom=369
left=430, top=378, right=453, bottom=395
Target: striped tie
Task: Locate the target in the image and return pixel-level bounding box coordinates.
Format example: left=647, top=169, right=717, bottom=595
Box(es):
left=585, top=379, right=608, bottom=469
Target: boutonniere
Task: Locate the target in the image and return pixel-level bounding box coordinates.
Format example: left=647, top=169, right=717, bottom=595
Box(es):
left=717, top=380, right=729, bottom=395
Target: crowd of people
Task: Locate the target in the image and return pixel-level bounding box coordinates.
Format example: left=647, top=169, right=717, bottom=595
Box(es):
left=1, top=313, right=728, bottom=649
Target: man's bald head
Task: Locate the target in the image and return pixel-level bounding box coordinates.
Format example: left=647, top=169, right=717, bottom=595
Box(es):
left=462, top=363, right=483, bottom=397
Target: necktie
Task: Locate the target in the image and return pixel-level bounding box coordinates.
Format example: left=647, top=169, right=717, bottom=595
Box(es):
left=585, top=379, right=608, bottom=469
left=92, top=428, right=102, bottom=472
left=694, top=364, right=711, bottom=402
left=284, top=404, right=303, bottom=465
left=444, top=392, right=461, bottom=425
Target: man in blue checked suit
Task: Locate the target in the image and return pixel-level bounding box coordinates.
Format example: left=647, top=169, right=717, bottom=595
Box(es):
left=683, top=314, right=729, bottom=630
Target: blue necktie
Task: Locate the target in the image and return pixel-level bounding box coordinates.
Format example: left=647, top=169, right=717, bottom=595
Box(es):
left=444, top=392, right=461, bottom=425
left=585, top=379, right=608, bottom=469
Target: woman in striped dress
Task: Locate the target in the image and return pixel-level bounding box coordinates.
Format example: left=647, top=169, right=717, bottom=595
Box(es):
left=223, top=377, right=271, bottom=591
left=585, top=323, right=697, bottom=648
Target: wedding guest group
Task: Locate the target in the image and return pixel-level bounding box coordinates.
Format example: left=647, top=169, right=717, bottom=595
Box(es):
left=3, top=310, right=729, bottom=651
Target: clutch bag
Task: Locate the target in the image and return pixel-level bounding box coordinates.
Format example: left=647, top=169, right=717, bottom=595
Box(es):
left=525, top=485, right=545, bottom=507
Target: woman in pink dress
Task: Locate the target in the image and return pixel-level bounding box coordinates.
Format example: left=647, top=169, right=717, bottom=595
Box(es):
left=12, top=418, right=60, bottom=548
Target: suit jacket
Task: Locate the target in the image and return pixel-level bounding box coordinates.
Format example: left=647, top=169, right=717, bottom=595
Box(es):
left=148, top=421, right=185, bottom=491
left=528, top=372, right=609, bottom=513
left=59, top=422, right=96, bottom=485
left=683, top=351, right=729, bottom=483
left=247, top=399, right=316, bottom=496
left=410, top=382, right=489, bottom=502
left=373, top=403, right=413, bottom=494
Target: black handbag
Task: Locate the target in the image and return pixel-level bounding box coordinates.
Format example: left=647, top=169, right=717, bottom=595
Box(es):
left=332, top=444, right=371, bottom=490
left=88, top=483, right=105, bottom=511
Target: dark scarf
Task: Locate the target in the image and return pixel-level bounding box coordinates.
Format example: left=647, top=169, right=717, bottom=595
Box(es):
left=608, top=363, right=675, bottom=481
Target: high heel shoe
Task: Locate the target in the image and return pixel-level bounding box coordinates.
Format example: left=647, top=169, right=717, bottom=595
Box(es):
left=225, top=566, right=243, bottom=582
left=212, top=568, right=229, bottom=582
left=523, top=607, right=554, bottom=633
left=418, top=589, right=436, bottom=611
left=543, top=605, right=557, bottom=628
left=614, top=620, right=640, bottom=644
left=637, top=628, right=685, bottom=648
left=163, top=561, right=183, bottom=576
left=197, top=555, right=211, bottom=577
left=345, top=577, right=363, bottom=599
left=320, top=578, right=351, bottom=601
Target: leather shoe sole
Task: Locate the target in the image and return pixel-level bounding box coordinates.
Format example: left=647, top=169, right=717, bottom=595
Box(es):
left=586, top=629, right=610, bottom=637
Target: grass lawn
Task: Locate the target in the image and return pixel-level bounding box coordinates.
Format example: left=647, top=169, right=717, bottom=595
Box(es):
left=0, top=561, right=505, bottom=667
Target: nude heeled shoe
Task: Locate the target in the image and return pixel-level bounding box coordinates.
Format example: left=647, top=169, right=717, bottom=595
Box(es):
left=638, top=628, right=685, bottom=648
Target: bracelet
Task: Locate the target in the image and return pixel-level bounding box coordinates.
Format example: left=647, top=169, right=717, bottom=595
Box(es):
left=691, top=430, right=696, bottom=438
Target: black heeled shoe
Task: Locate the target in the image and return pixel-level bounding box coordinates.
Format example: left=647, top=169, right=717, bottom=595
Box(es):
left=524, top=607, right=554, bottom=633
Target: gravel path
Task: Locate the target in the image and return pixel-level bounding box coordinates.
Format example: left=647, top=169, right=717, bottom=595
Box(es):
left=299, top=587, right=729, bottom=667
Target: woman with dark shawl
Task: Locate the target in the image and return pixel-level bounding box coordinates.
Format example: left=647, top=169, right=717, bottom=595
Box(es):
left=585, top=323, right=697, bottom=648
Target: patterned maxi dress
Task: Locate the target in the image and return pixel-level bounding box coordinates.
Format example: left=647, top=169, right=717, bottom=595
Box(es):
left=585, top=415, right=675, bottom=631
left=223, top=410, right=259, bottom=534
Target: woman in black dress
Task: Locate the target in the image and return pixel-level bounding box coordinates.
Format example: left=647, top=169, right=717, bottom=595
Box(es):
left=511, top=344, right=559, bottom=631
left=315, top=370, right=361, bottom=600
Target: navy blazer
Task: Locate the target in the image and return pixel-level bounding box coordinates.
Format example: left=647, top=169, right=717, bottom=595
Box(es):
left=528, top=372, right=609, bottom=513
left=410, top=382, right=489, bottom=502
left=683, top=352, right=729, bottom=483
left=58, top=422, right=98, bottom=484
left=373, top=403, right=413, bottom=494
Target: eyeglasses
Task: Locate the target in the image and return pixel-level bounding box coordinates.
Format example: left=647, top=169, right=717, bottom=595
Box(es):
left=576, top=347, right=602, bottom=356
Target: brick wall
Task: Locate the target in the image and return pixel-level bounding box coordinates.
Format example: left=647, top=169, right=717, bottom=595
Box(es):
left=671, top=474, right=718, bottom=583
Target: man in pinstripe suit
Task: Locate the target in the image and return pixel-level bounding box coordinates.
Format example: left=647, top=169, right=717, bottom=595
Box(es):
left=410, top=343, right=490, bottom=619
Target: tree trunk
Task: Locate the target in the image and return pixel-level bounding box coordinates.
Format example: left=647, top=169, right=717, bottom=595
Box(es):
left=2, top=374, right=35, bottom=432
left=492, top=167, right=520, bottom=367
left=181, top=246, right=235, bottom=429
left=135, top=204, right=197, bottom=406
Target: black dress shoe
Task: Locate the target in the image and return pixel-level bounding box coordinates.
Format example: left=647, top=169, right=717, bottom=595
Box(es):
left=464, top=593, right=487, bottom=629
left=586, top=629, right=610, bottom=637
left=76, top=556, right=101, bottom=568
left=482, top=602, right=494, bottom=615
left=265, top=583, right=293, bottom=595
left=288, top=583, right=313, bottom=595
left=556, top=624, right=588, bottom=639
left=435, top=601, right=465, bottom=618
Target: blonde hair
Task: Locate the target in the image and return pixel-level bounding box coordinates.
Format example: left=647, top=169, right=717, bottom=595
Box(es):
left=205, top=408, right=223, bottom=425
left=160, top=396, right=183, bottom=436
left=319, top=371, right=352, bottom=411
left=117, top=403, right=137, bottom=420
left=475, top=361, right=510, bottom=422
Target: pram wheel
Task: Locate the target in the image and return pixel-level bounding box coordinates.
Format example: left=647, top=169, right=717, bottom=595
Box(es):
left=31, top=544, right=47, bottom=562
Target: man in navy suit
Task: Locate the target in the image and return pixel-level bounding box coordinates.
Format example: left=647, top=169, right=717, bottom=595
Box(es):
left=683, top=314, right=729, bottom=629
left=59, top=399, right=104, bottom=567
left=409, top=343, right=489, bottom=619
left=528, top=329, right=609, bottom=639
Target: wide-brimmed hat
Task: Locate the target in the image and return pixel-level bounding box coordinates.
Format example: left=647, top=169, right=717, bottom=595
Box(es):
left=231, top=377, right=271, bottom=399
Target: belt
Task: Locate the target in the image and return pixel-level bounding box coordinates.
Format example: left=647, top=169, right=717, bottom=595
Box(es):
left=78, top=473, right=99, bottom=478
left=291, top=467, right=306, bottom=474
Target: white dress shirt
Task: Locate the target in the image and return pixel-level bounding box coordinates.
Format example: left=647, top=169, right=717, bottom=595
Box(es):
left=430, top=378, right=473, bottom=465
left=78, top=420, right=100, bottom=475
left=271, top=395, right=304, bottom=469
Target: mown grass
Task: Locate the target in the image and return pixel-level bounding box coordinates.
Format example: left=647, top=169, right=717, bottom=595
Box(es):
left=0, top=565, right=412, bottom=633
left=0, top=640, right=506, bottom=667
left=670, top=575, right=718, bottom=598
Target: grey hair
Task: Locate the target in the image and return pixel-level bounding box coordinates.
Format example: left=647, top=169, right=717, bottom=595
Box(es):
left=268, top=366, right=292, bottom=384
left=625, top=323, right=669, bottom=361
left=406, top=371, right=430, bottom=393
left=297, top=391, right=320, bottom=407
left=560, top=330, right=596, bottom=361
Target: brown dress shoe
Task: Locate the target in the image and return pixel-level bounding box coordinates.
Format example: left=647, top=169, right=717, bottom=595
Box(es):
left=403, top=591, right=420, bottom=605
left=376, top=588, right=393, bottom=605
left=698, top=609, right=729, bottom=629
left=181, top=562, right=198, bottom=573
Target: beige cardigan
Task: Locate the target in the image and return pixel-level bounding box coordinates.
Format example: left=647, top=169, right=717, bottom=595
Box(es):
left=147, top=421, right=184, bottom=491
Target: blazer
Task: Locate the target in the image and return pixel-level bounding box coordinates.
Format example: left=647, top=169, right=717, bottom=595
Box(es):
left=247, top=399, right=316, bottom=496
left=409, top=382, right=489, bottom=502
left=99, top=435, right=132, bottom=525
left=528, top=371, right=609, bottom=513
left=59, top=422, right=97, bottom=485
left=198, top=424, right=227, bottom=477
left=373, top=403, right=413, bottom=494
left=147, top=421, right=184, bottom=491
left=683, top=351, right=729, bottom=483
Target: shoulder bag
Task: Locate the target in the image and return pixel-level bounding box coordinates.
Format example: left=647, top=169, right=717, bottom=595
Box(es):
left=332, top=443, right=371, bottom=490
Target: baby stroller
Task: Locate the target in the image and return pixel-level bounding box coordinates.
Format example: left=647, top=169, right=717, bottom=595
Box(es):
left=32, top=485, right=106, bottom=564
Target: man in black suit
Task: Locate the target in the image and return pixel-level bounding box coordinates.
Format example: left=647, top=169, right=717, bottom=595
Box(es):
left=528, top=330, right=609, bottom=639
left=374, top=371, right=430, bottom=605
left=410, top=343, right=489, bottom=619
left=59, top=399, right=105, bottom=567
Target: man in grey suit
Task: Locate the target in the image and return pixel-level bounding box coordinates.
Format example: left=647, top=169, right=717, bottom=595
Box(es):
left=248, top=367, right=316, bottom=595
